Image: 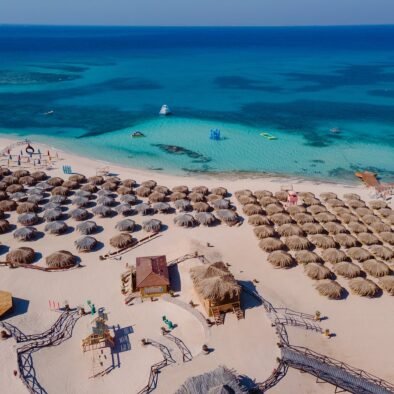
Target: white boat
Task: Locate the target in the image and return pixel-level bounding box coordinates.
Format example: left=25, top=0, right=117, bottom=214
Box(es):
left=159, top=105, right=171, bottom=116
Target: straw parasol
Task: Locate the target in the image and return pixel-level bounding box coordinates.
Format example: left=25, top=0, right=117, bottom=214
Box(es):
left=0, top=182, right=7, bottom=191
left=70, top=208, right=89, bottom=221
left=369, top=200, right=387, bottom=210
left=141, top=180, right=157, bottom=189
left=69, top=174, right=86, bottom=184
left=259, top=196, right=278, bottom=207
left=172, top=185, right=189, bottom=194
left=211, top=199, right=230, bottom=210
left=0, top=210, right=3, bottom=220
left=264, top=204, right=283, bottom=216
left=81, top=183, right=98, bottom=193
left=14, top=227, right=36, bottom=241
left=3, top=175, right=19, bottom=185
left=370, top=245, right=394, bottom=261
left=303, top=197, right=321, bottom=206
left=192, top=186, right=209, bottom=195
left=379, top=232, right=394, bottom=245
left=357, top=232, right=380, bottom=246
left=76, top=221, right=97, bottom=235
left=0, top=167, right=11, bottom=176
left=248, top=214, right=271, bottom=226
left=153, top=202, right=171, bottom=213
left=363, top=259, right=390, bottom=277
left=6, top=247, right=35, bottom=264
left=326, top=198, right=345, bottom=208
left=122, top=179, right=137, bottom=188
left=237, top=195, right=256, bottom=205
left=97, top=188, right=113, bottom=196
left=97, top=196, right=115, bottom=206
left=92, top=205, right=114, bottom=217
left=46, top=250, right=76, bottom=268
left=43, top=208, right=63, bottom=222
left=62, top=180, right=79, bottom=190
left=314, top=212, right=336, bottom=223
left=45, top=221, right=68, bottom=235
left=333, top=262, right=362, bottom=278
left=0, top=191, right=7, bottom=201
left=13, top=169, right=31, bottom=178
left=243, top=204, right=263, bottom=216
left=51, top=186, right=69, bottom=196
left=301, top=222, right=324, bottom=235
left=287, top=205, right=306, bottom=215
left=347, top=222, right=368, bottom=234
left=170, top=192, right=187, bottom=202
left=75, top=236, right=97, bottom=252
left=75, top=190, right=92, bottom=199
left=50, top=195, right=67, bottom=204
left=355, top=207, right=373, bottom=217
left=174, top=199, right=191, bottom=211
left=321, top=248, right=347, bottom=264
left=320, top=192, right=337, bottom=201
left=333, top=207, right=351, bottom=215
left=378, top=276, right=394, bottom=296
left=347, top=247, right=371, bottom=261
left=72, top=196, right=89, bottom=207
left=310, top=234, right=336, bottom=249
left=142, top=219, right=162, bottom=232
left=148, top=191, right=166, bottom=203
left=87, top=175, right=104, bottom=185
left=115, top=219, right=135, bottom=232
left=9, top=192, right=27, bottom=202
left=339, top=213, right=359, bottom=224
left=315, top=280, right=344, bottom=299
left=386, top=214, right=394, bottom=225
left=216, top=209, right=239, bottom=225
left=18, top=213, right=39, bottom=226
left=298, top=192, right=315, bottom=199
left=347, top=199, right=366, bottom=209
left=188, top=192, right=205, bottom=203
left=31, top=171, right=47, bottom=181
left=0, top=200, right=17, bottom=212
left=206, top=194, right=222, bottom=203
left=284, top=235, right=310, bottom=251
left=36, top=181, right=53, bottom=191
left=115, top=203, right=133, bottom=216
left=16, top=202, right=37, bottom=214
left=19, top=176, right=36, bottom=186
left=334, top=233, right=358, bottom=248
left=324, top=222, right=347, bottom=234
left=194, top=275, right=240, bottom=304
left=43, top=202, right=60, bottom=210
left=110, top=233, right=136, bottom=249
left=26, top=194, right=44, bottom=204
left=349, top=277, right=380, bottom=297
left=259, top=237, right=284, bottom=252
left=370, top=221, right=391, bottom=233
left=211, top=187, right=227, bottom=197
left=120, top=194, right=137, bottom=204
left=174, top=214, right=196, bottom=227
left=235, top=189, right=253, bottom=199
left=305, top=263, right=332, bottom=280
left=193, top=202, right=210, bottom=212
left=343, top=193, right=361, bottom=200
left=102, top=181, right=118, bottom=191
left=275, top=190, right=289, bottom=202
left=277, top=223, right=304, bottom=237
left=254, top=190, right=273, bottom=199
left=294, top=213, right=314, bottom=224
left=295, top=250, right=320, bottom=264
left=269, top=213, right=292, bottom=225
left=378, top=208, right=393, bottom=218
left=154, top=185, right=170, bottom=195
left=135, top=202, right=151, bottom=215
left=267, top=251, right=294, bottom=268
left=195, top=212, right=216, bottom=226
left=47, top=177, right=64, bottom=187
left=6, top=184, right=24, bottom=194
left=253, top=225, right=276, bottom=239
left=27, top=187, right=44, bottom=196
left=106, top=176, right=121, bottom=185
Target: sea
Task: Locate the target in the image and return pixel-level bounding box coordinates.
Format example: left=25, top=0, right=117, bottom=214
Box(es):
left=0, top=25, right=394, bottom=182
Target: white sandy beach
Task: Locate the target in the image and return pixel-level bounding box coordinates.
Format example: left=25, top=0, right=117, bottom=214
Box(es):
left=0, top=136, right=393, bottom=394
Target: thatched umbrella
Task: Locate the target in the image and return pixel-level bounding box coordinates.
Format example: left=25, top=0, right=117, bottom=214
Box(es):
left=315, top=280, right=344, bottom=299
left=188, top=192, right=205, bottom=203
left=97, top=196, right=115, bottom=206
left=237, top=195, right=256, bottom=205
left=170, top=192, right=187, bottom=202
left=142, top=219, right=162, bottom=232
left=195, top=212, right=216, bottom=226
left=334, top=233, right=358, bottom=248
left=19, top=176, right=36, bottom=186
left=370, top=245, right=394, bottom=261
left=172, top=185, right=189, bottom=194
left=47, top=177, right=64, bottom=187
left=321, top=248, right=347, bottom=264
left=13, top=227, right=36, bottom=241
left=97, top=189, right=114, bottom=197
left=46, top=250, right=76, bottom=268
left=115, top=219, right=135, bottom=232
left=326, top=198, right=345, bottom=208
left=295, top=250, right=320, bottom=265
left=347, top=222, right=368, bottom=234
left=192, top=186, right=209, bottom=195
left=69, top=174, right=86, bottom=184
left=148, top=192, right=166, bottom=203
left=45, top=221, right=68, bottom=235
left=74, top=190, right=92, bottom=199
left=51, top=186, right=69, bottom=196
left=0, top=191, right=7, bottom=201
left=287, top=205, right=306, bottom=215
left=31, top=171, right=47, bottom=181
left=0, top=200, right=17, bottom=212
left=343, top=193, right=361, bottom=200
left=267, top=251, right=294, bottom=268
left=320, top=192, right=337, bottom=201
left=62, top=180, right=79, bottom=190
left=211, top=187, right=227, bottom=197
left=259, top=196, right=278, bottom=207
left=284, top=235, right=310, bottom=251
left=248, top=214, right=271, bottom=226
left=0, top=210, right=4, bottom=220
left=141, top=180, right=157, bottom=189
left=27, top=194, right=44, bottom=204
left=270, top=213, right=292, bottom=225
left=18, top=213, right=39, bottom=226
left=369, top=200, right=387, bottom=210
left=9, top=192, right=27, bottom=202
left=206, top=194, right=222, bottom=203
left=75, top=236, right=97, bottom=252
left=102, top=181, right=118, bottom=191
left=363, top=259, right=390, bottom=278
left=3, top=175, right=19, bottom=185
left=378, top=276, right=394, bottom=296
left=0, top=167, right=11, bottom=176
left=357, top=232, right=380, bottom=246
left=379, top=232, right=394, bottom=245
left=264, top=203, right=283, bottom=216
left=324, top=222, right=347, bottom=234
left=88, top=175, right=104, bottom=185
left=27, top=187, right=44, bottom=196
left=216, top=209, right=238, bottom=225
left=235, top=189, right=253, bottom=199
left=174, top=199, right=191, bottom=211
left=298, top=191, right=315, bottom=199
left=349, top=277, right=380, bottom=297
left=259, top=237, right=284, bottom=252
left=314, top=212, right=336, bottom=223
left=115, top=203, right=133, bottom=216
left=70, top=208, right=89, bottom=221
left=92, top=205, right=114, bottom=217
left=72, top=196, right=89, bottom=207
left=106, top=176, right=121, bottom=185
left=135, top=202, right=151, bottom=215
left=36, top=181, right=53, bottom=191
left=43, top=202, right=60, bottom=210
left=81, top=183, right=98, bottom=193
left=243, top=204, right=263, bottom=216
left=43, top=208, right=63, bottom=222
left=9, top=170, right=27, bottom=179
left=385, top=214, right=394, bottom=225
left=310, top=234, right=336, bottom=249
left=253, top=225, right=275, bottom=239
left=378, top=208, right=393, bottom=218
left=6, top=184, right=24, bottom=194
left=254, top=190, right=273, bottom=199
left=294, top=213, right=315, bottom=224
left=333, top=262, right=362, bottom=278
left=355, top=207, right=373, bottom=217
left=333, top=207, right=351, bottom=215
left=190, top=261, right=229, bottom=283
left=193, top=202, right=210, bottom=212
left=120, top=194, right=138, bottom=204
left=50, top=195, right=67, bottom=204
left=305, top=263, right=332, bottom=280
left=347, top=199, right=365, bottom=209
left=17, top=202, right=37, bottom=214
left=0, top=181, right=7, bottom=191
left=76, top=221, right=97, bottom=235
left=301, top=222, right=325, bottom=235
left=339, top=213, right=359, bottom=224
left=153, top=202, right=171, bottom=213
left=6, top=247, right=35, bottom=264
left=303, top=197, right=321, bottom=206
left=277, top=223, right=304, bottom=237
left=274, top=190, right=289, bottom=202
left=370, top=222, right=391, bottom=233
left=154, top=185, right=170, bottom=195
left=174, top=214, right=196, bottom=227
left=110, top=233, right=136, bottom=249
left=347, top=247, right=371, bottom=261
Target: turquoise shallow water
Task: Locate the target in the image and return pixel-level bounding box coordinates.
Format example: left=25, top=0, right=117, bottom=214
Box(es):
left=0, top=26, right=394, bottom=181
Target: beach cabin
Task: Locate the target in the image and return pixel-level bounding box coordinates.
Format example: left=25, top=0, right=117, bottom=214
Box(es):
left=82, top=310, right=114, bottom=352
left=136, top=255, right=170, bottom=298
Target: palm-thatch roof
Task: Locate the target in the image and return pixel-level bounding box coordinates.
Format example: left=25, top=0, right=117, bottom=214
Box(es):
left=0, top=191, right=7, bottom=201
left=74, top=236, right=97, bottom=252
left=43, top=208, right=63, bottom=222
left=171, top=192, right=188, bottom=202
left=81, top=183, right=98, bottom=193
left=68, top=174, right=86, bottom=184
left=269, top=213, right=292, bottom=225
left=0, top=200, right=17, bottom=212
left=110, top=233, right=136, bottom=249
left=285, top=206, right=306, bottom=217
left=0, top=167, right=11, bottom=176
left=347, top=247, right=371, bottom=261
left=46, top=250, right=76, bottom=268
left=320, top=192, right=337, bottom=201
left=333, top=207, right=351, bottom=215
left=254, top=190, right=273, bottom=199
left=370, top=245, right=394, bottom=261
left=369, top=200, right=387, bottom=210
left=13, top=226, right=36, bottom=241
left=264, top=203, right=283, bottom=216
left=363, top=259, right=390, bottom=278
left=148, top=191, right=166, bottom=203
left=211, top=187, right=227, bottom=197
left=152, top=185, right=169, bottom=195
left=259, top=237, right=284, bottom=252
left=120, top=194, right=137, bottom=204
left=248, top=214, right=271, bottom=226
left=12, top=169, right=31, bottom=178
left=298, top=191, right=315, bottom=199
left=135, top=202, right=151, bottom=215
left=293, top=213, right=315, bottom=224
left=206, top=194, right=222, bottom=203
left=97, top=196, right=115, bottom=206
left=259, top=196, right=278, bottom=207
left=16, top=202, right=37, bottom=214
left=191, top=186, right=209, bottom=195
left=243, top=204, right=263, bottom=216
left=347, top=222, right=368, bottom=234
left=339, top=213, right=359, bottom=224
left=303, top=197, right=321, bottom=206
left=284, top=235, right=310, bottom=251
left=26, top=194, right=44, bottom=204
left=3, top=175, right=19, bottom=185
left=141, top=180, right=157, bottom=189
left=211, top=199, right=230, bottom=210
left=355, top=207, right=374, bottom=217
left=75, top=190, right=92, bottom=199
left=370, top=222, right=391, bottom=233
left=324, top=222, right=347, bottom=234
left=314, top=212, right=336, bottom=223
left=277, top=223, right=304, bottom=237
left=62, top=180, right=79, bottom=190
left=304, top=263, right=332, bottom=280
left=378, top=208, right=393, bottom=218
left=115, top=203, right=133, bottom=216
left=310, top=234, right=336, bottom=249
left=6, top=247, right=35, bottom=264
left=378, top=276, right=394, bottom=296
left=188, top=192, right=205, bottom=203
left=51, top=186, right=69, bottom=196
left=172, top=185, right=189, bottom=194
left=142, top=219, right=162, bottom=232
left=45, top=221, right=68, bottom=235
left=194, top=273, right=240, bottom=303
left=101, top=181, right=118, bottom=191
left=347, top=199, right=366, bottom=209
left=31, top=171, right=47, bottom=181
left=106, top=176, right=121, bottom=185
left=326, top=198, right=345, bottom=208
left=43, top=202, right=61, bottom=210
left=50, top=195, right=67, bottom=204
left=47, top=177, right=64, bottom=187
left=26, top=188, right=43, bottom=196
left=174, top=199, right=191, bottom=211
left=333, top=262, right=362, bottom=278
left=117, top=186, right=133, bottom=196
left=235, top=189, right=253, bottom=199
left=237, top=195, right=256, bottom=205
left=334, top=233, right=358, bottom=248
left=0, top=211, right=4, bottom=220
left=321, top=248, right=347, bottom=264
left=153, top=202, right=171, bottom=213
left=195, top=212, right=216, bottom=226
left=190, top=261, right=229, bottom=283
left=193, top=202, right=210, bottom=212
left=253, top=225, right=275, bottom=239
left=301, top=222, right=324, bottom=235
left=19, top=175, right=36, bottom=186
left=9, top=192, right=27, bottom=202
left=274, top=190, right=289, bottom=202
left=357, top=232, right=380, bottom=246
left=76, top=221, right=97, bottom=235
left=315, top=280, right=344, bottom=299
left=295, top=250, right=321, bottom=265
left=88, top=175, right=104, bottom=185
left=216, top=209, right=238, bottom=225
left=378, top=232, right=394, bottom=245
left=174, top=214, right=196, bottom=227
left=72, top=196, right=89, bottom=207
left=267, top=250, right=295, bottom=269
left=343, top=193, right=361, bottom=200
left=18, top=213, right=39, bottom=226
left=92, top=205, right=114, bottom=217
left=362, top=214, right=381, bottom=225
left=349, top=277, right=380, bottom=297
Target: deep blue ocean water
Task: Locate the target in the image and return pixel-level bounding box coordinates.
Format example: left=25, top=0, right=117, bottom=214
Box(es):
left=0, top=25, right=393, bottom=181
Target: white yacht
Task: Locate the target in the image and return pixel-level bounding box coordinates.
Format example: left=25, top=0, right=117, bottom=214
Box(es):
left=159, top=104, right=171, bottom=116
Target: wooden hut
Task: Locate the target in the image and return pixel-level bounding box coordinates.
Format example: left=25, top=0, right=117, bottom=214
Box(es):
left=0, top=290, right=13, bottom=318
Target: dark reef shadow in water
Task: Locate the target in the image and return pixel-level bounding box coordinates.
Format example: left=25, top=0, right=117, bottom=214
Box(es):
left=0, top=70, right=81, bottom=85
left=214, top=76, right=283, bottom=92
left=27, top=64, right=90, bottom=73
left=152, top=144, right=212, bottom=164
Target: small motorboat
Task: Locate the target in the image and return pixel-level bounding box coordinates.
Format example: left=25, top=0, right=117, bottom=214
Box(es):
left=43, top=110, right=54, bottom=116
left=159, top=105, right=171, bottom=116
left=131, top=131, right=145, bottom=138
left=260, top=132, right=277, bottom=140
left=330, top=127, right=341, bottom=134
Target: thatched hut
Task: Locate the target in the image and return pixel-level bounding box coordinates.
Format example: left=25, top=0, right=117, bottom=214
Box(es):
left=142, top=219, right=162, bottom=232
left=333, top=262, right=362, bottom=278
left=74, top=236, right=97, bottom=252
left=51, top=186, right=69, bottom=196
left=287, top=205, right=306, bottom=215
left=259, top=237, right=284, bottom=252
left=347, top=222, right=368, bottom=234
left=349, top=277, right=380, bottom=297
left=6, top=247, right=35, bottom=264
left=379, top=232, right=394, bottom=245
left=31, top=171, right=47, bottom=181
left=46, top=250, right=76, bottom=269
left=172, top=185, right=189, bottom=194
left=152, top=202, right=171, bottom=213
left=45, top=221, right=68, bottom=235
left=305, top=263, right=332, bottom=280
left=170, top=192, right=187, bottom=202
left=76, top=221, right=97, bottom=235
left=62, top=180, right=79, bottom=190
left=13, top=227, right=36, bottom=241
left=97, top=196, right=115, bottom=206
left=43, top=208, right=63, bottom=222
left=47, top=177, right=64, bottom=187
left=370, top=222, right=391, bottom=233
left=0, top=200, right=17, bottom=212
left=315, top=280, right=344, bottom=299
left=70, top=208, right=89, bottom=221
left=314, top=212, right=336, bottom=223
left=174, top=214, right=196, bottom=227
left=211, top=199, right=231, bottom=210
left=295, top=250, right=321, bottom=265
left=18, top=213, right=39, bottom=226
left=141, top=180, right=157, bottom=189
left=193, top=202, right=210, bottom=212
left=324, top=222, right=347, bottom=234
left=13, top=170, right=30, bottom=179
left=264, top=203, right=283, bottom=216
left=92, top=205, right=114, bottom=217
left=267, top=250, right=294, bottom=268
left=115, top=219, right=136, bottom=232
left=174, top=199, right=191, bottom=211
left=120, top=194, right=137, bottom=204
left=248, top=214, right=271, bottom=226
left=253, top=225, right=275, bottom=239
left=310, top=234, right=336, bottom=249
left=321, top=248, right=347, bottom=264
left=357, top=232, right=380, bottom=246
left=110, top=233, right=136, bottom=249
left=195, top=212, right=216, bottom=226
left=269, top=213, right=292, bottom=225
left=188, top=192, right=205, bottom=203
left=294, top=213, right=315, bottom=224
left=211, top=187, right=227, bottom=197
left=88, top=175, right=104, bottom=185
left=277, top=223, right=304, bottom=237
left=148, top=192, right=166, bottom=203
left=301, top=222, right=325, bottom=235
left=243, top=204, right=263, bottom=216
left=347, top=247, right=371, bottom=261
left=284, top=235, right=310, bottom=251
left=101, top=181, right=118, bottom=191
left=115, top=203, right=133, bottom=216
left=153, top=185, right=170, bottom=195
left=259, top=196, right=278, bottom=207
left=370, top=245, right=394, bottom=261
left=378, top=276, right=394, bottom=296
left=355, top=207, right=374, bottom=218
left=81, top=183, right=98, bottom=193
left=334, top=234, right=358, bottom=248
left=363, top=259, right=390, bottom=278
left=343, top=193, right=361, bottom=200
left=135, top=203, right=151, bottom=215
left=320, top=192, right=337, bottom=201
left=16, top=202, right=37, bottom=214
left=216, top=209, right=239, bottom=225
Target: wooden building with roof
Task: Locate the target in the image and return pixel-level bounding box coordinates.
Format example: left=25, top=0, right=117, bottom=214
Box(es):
left=0, top=291, right=13, bottom=319
left=136, top=255, right=170, bottom=298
